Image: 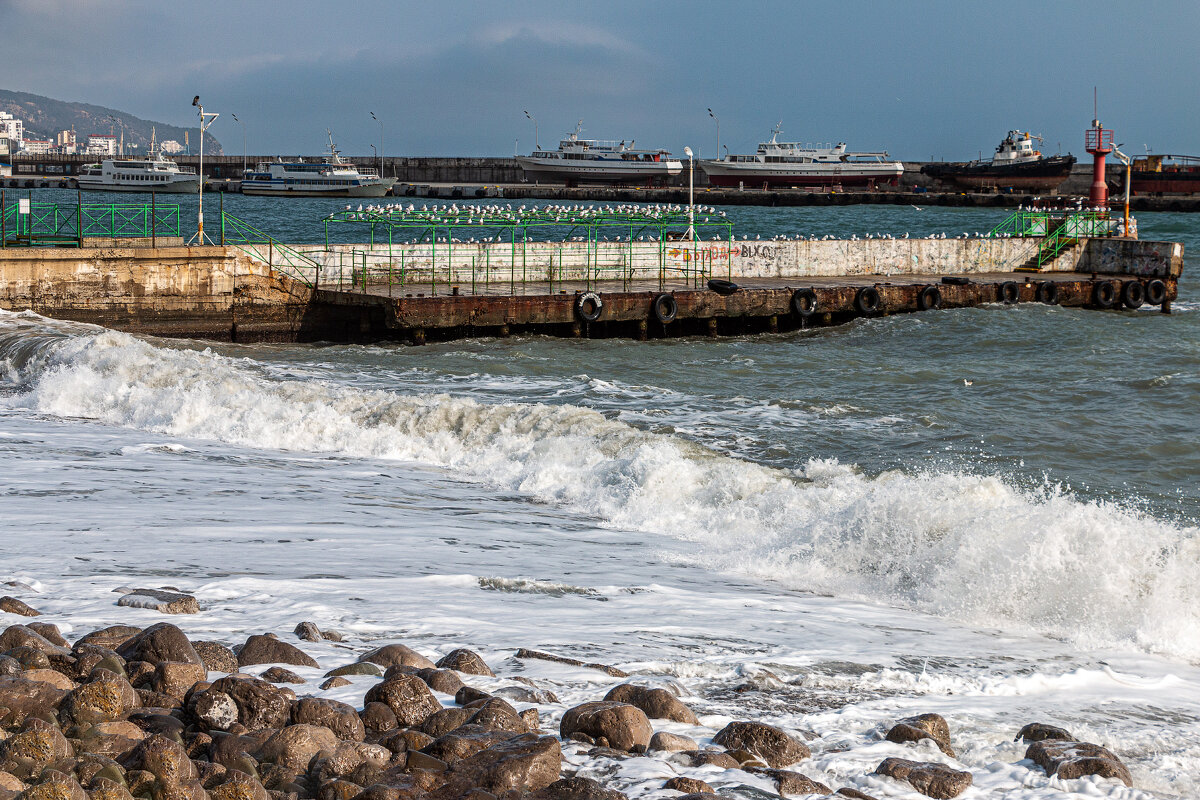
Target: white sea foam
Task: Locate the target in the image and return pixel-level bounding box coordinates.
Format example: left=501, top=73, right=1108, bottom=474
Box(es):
left=2, top=310, right=1199, bottom=664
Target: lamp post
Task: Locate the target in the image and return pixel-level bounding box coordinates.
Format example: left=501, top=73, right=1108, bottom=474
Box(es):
left=189, top=95, right=219, bottom=245
left=683, top=146, right=695, bottom=243
left=370, top=112, right=383, bottom=176
left=230, top=114, right=246, bottom=175
left=369, top=144, right=377, bottom=173
left=523, top=110, right=538, bottom=150
left=1112, top=145, right=1133, bottom=237
left=707, top=108, right=719, bottom=159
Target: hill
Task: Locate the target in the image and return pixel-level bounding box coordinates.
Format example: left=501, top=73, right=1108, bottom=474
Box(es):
left=0, top=89, right=222, bottom=154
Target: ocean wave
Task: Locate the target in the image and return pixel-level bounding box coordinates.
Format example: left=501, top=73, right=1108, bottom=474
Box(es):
left=3, top=310, right=1198, bottom=661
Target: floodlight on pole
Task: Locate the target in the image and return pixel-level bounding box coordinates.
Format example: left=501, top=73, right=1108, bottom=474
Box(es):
left=231, top=113, right=246, bottom=175
left=524, top=110, right=538, bottom=151
left=189, top=96, right=219, bottom=245
left=683, top=146, right=695, bottom=243
left=707, top=108, right=719, bottom=160
left=1111, top=144, right=1134, bottom=237
left=370, top=112, right=383, bottom=176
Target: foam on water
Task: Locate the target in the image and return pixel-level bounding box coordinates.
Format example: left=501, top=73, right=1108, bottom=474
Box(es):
left=3, top=309, right=1198, bottom=664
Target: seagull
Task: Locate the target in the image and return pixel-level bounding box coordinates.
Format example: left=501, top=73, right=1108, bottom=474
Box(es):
left=963, top=380, right=973, bottom=386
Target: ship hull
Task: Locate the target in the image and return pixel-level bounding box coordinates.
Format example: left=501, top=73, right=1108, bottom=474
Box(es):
left=76, top=179, right=200, bottom=194
left=699, top=162, right=902, bottom=188
left=1126, top=172, right=1200, bottom=194
left=516, top=157, right=682, bottom=185
left=921, top=155, right=1076, bottom=191
left=242, top=180, right=395, bottom=198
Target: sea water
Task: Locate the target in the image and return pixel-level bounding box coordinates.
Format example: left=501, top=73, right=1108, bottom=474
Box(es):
left=1, top=203, right=1198, bottom=798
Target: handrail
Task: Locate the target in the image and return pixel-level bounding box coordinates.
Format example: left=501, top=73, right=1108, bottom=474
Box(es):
left=0, top=200, right=180, bottom=246
left=221, top=211, right=322, bottom=288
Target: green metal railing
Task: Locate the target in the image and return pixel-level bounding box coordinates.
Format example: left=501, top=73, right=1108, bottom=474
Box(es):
left=221, top=212, right=323, bottom=288
left=990, top=209, right=1120, bottom=271
left=0, top=198, right=181, bottom=247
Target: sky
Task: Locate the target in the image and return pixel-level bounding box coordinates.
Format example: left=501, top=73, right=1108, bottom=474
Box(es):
left=2, top=0, right=1198, bottom=160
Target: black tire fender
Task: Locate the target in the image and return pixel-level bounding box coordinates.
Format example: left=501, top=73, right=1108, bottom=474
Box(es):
left=1036, top=281, right=1059, bottom=304
left=791, top=288, right=818, bottom=317
left=917, top=285, right=941, bottom=311
left=1144, top=279, right=1167, bottom=306
left=1092, top=281, right=1117, bottom=309
left=1121, top=280, right=1145, bottom=309
left=855, top=286, right=881, bottom=315
left=575, top=291, right=603, bottom=322
left=999, top=281, right=1020, bottom=304
left=652, top=293, right=678, bottom=324
left=707, top=278, right=739, bottom=296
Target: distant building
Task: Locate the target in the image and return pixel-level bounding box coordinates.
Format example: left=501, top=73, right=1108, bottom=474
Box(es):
left=159, top=139, right=183, bottom=154
left=56, top=129, right=77, bottom=154
left=85, top=134, right=117, bottom=156
left=0, top=112, right=24, bottom=144
left=21, top=139, right=52, bottom=155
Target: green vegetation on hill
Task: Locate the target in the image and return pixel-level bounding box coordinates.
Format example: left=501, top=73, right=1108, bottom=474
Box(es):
left=0, top=88, right=222, bottom=154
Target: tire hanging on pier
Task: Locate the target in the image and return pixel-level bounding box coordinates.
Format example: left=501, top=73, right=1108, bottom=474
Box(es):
left=575, top=292, right=603, bottom=322
left=999, top=281, right=1020, bottom=304
left=652, top=293, right=678, bottom=324
left=791, top=288, right=818, bottom=318
left=1036, top=281, right=1059, bottom=305
left=917, top=286, right=941, bottom=311
left=707, top=279, right=740, bottom=296
left=1144, top=279, right=1167, bottom=306
left=1121, top=280, right=1146, bottom=309
left=855, top=287, right=881, bottom=315
left=1092, top=281, right=1117, bottom=309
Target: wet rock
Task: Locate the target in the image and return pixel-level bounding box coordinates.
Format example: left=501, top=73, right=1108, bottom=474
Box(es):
left=412, top=670, right=463, bottom=697
left=88, top=777, right=136, bottom=800
left=257, top=724, right=339, bottom=773
left=4, top=651, right=49, bottom=674
left=237, top=637, right=318, bottom=671
left=259, top=668, right=304, bottom=685
left=0, top=657, right=20, bottom=678
left=524, top=776, right=627, bottom=800
left=314, top=781, right=358, bottom=800
left=69, top=646, right=126, bottom=683
left=73, top=721, right=146, bottom=757
left=1015, top=723, right=1075, bottom=743
left=292, top=624, right=322, bottom=644
left=292, top=698, right=364, bottom=743
left=647, top=732, right=695, bottom=753
left=0, top=600, right=38, bottom=620
left=319, top=678, right=350, bottom=691
left=0, top=676, right=69, bottom=730
left=361, top=677, right=440, bottom=727
left=192, top=643, right=238, bottom=676
left=834, top=788, right=880, bottom=800
left=310, top=742, right=390, bottom=784
left=356, top=704, right=396, bottom=736
left=152, top=664, right=207, bottom=702
left=205, top=676, right=295, bottom=732
left=602, top=684, right=697, bottom=725
left=0, top=719, right=74, bottom=779
left=126, top=712, right=185, bottom=743
left=453, top=687, right=490, bottom=707
left=123, top=661, right=155, bottom=689
left=433, top=651, right=494, bottom=678
left=1025, top=740, right=1132, bottom=786
left=465, top=699, right=527, bottom=735
left=0, top=772, right=26, bottom=800
left=446, top=733, right=560, bottom=793
left=383, top=729, right=431, bottom=755
left=323, top=665, right=380, bottom=680
left=669, top=750, right=739, bottom=769
left=874, top=757, right=972, bottom=799
left=513, top=650, right=628, bottom=679
left=115, top=590, right=199, bottom=616
left=25, top=627, right=66, bottom=650
left=418, top=709, right=474, bottom=739
left=115, top=625, right=201, bottom=668
left=74, top=629, right=141, bottom=654
left=711, top=721, right=810, bottom=768
left=492, top=686, right=557, bottom=706
left=135, top=689, right=181, bottom=712
left=663, top=777, right=712, bottom=793
left=420, top=725, right=511, bottom=766
left=122, top=771, right=154, bottom=798
left=559, top=703, right=650, bottom=753
left=61, top=671, right=139, bottom=727
left=0, top=627, right=69, bottom=657
left=20, top=670, right=74, bottom=692
left=745, top=767, right=831, bottom=796
left=357, top=646, right=434, bottom=672
left=119, top=734, right=198, bottom=785
left=15, top=770, right=87, bottom=800
left=886, top=714, right=955, bottom=758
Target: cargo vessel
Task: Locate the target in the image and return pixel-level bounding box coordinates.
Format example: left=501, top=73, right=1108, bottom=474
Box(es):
left=921, top=130, right=1075, bottom=191
left=1111, top=154, right=1200, bottom=194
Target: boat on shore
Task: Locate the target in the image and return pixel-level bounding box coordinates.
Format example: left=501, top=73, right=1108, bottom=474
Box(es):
left=921, top=130, right=1076, bottom=191
left=1110, top=154, right=1200, bottom=194
left=699, top=125, right=903, bottom=188
left=242, top=132, right=395, bottom=197
left=515, top=122, right=682, bottom=186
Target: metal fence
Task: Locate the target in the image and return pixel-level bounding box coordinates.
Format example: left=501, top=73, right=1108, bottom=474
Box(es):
left=0, top=196, right=181, bottom=246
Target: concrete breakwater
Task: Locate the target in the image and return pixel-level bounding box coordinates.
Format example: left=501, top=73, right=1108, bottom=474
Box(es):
left=0, top=236, right=1183, bottom=343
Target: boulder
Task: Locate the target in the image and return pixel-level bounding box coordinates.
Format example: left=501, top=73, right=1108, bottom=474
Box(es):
left=602, top=684, right=698, bottom=725
left=648, top=732, right=696, bottom=752
left=420, top=725, right=511, bottom=765
left=745, top=766, right=831, bottom=796
left=412, top=670, right=463, bottom=696
left=670, top=750, right=740, bottom=769
left=237, top=636, right=318, bottom=670
left=0, top=676, right=69, bottom=730
left=19, top=670, right=74, bottom=692
left=559, top=702, right=651, bottom=753
left=0, top=627, right=68, bottom=657
left=524, top=777, right=628, bottom=800
left=14, top=770, right=86, bottom=800
left=88, top=777, right=136, bottom=800
left=0, top=719, right=74, bottom=780
left=310, top=742, right=390, bottom=784
left=433, top=650, right=494, bottom=678
left=0, top=657, right=19, bottom=678
left=152, top=663, right=207, bottom=702
left=115, top=590, right=199, bottom=616
left=119, top=734, right=198, bottom=785
left=453, top=687, right=490, bottom=707
left=0, top=601, right=39, bottom=620
left=258, top=724, right=339, bottom=772
left=24, top=627, right=66, bottom=649
left=324, top=664, right=381, bottom=680
left=293, top=623, right=323, bottom=644
left=886, top=714, right=955, bottom=757
left=259, top=668, right=304, bottom=685
left=320, top=678, right=351, bottom=691
left=361, top=677, right=440, bottom=727
left=356, top=703, right=396, bottom=736
left=711, top=721, right=810, bottom=768
left=69, top=647, right=126, bottom=682
left=74, top=628, right=141, bottom=653
left=418, top=709, right=474, bottom=739
left=292, top=698, right=365, bottom=742
left=357, top=646, right=434, bottom=672
left=192, top=643, right=238, bottom=676
left=208, top=773, right=270, bottom=800
left=60, top=671, right=139, bottom=727
left=1015, top=723, right=1075, bottom=743
left=447, top=733, right=560, bottom=793
left=0, top=772, right=26, bottom=800
left=663, top=777, right=711, bottom=794
left=1025, top=740, right=1132, bottom=787
left=874, top=757, right=972, bottom=799
left=115, top=625, right=201, bottom=667
left=75, top=721, right=145, bottom=757
left=204, top=675, right=295, bottom=732
left=465, top=699, right=527, bottom=735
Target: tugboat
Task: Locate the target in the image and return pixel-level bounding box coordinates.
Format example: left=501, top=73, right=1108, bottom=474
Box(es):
left=515, top=122, right=682, bottom=186
left=699, top=124, right=903, bottom=188
left=921, top=130, right=1076, bottom=191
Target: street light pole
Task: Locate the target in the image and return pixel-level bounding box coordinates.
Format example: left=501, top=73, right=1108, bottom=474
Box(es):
left=370, top=112, right=383, bottom=176
left=683, top=146, right=695, bottom=243
left=707, top=108, right=719, bottom=159
left=231, top=114, right=246, bottom=175
left=1112, top=146, right=1134, bottom=237
left=523, top=110, right=538, bottom=150
left=189, top=96, right=218, bottom=245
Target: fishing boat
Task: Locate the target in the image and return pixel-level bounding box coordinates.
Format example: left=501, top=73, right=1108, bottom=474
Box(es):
left=515, top=122, right=682, bottom=186
left=699, top=124, right=903, bottom=188
left=75, top=130, right=200, bottom=193
left=242, top=132, right=395, bottom=197
left=921, top=131, right=1076, bottom=191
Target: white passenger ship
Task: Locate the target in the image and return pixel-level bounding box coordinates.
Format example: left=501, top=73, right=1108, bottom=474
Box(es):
left=242, top=133, right=395, bottom=197
left=76, top=156, right=200, bottom=193
left=700, top=124, right=903, bottom=188
left=516, top=122, right=683, bottom=185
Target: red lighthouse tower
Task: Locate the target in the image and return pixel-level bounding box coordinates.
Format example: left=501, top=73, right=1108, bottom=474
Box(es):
left=1085, top=117, right=1114, bottom=208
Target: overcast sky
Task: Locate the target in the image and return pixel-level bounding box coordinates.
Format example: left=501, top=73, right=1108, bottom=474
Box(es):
left=3, top=0, right=1197, bottom=160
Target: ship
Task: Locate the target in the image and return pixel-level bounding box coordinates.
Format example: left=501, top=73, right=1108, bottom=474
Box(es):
left=698, top=124, right=903, bottom=188
left=76, top=128, right=200, bottom=193
left=515, top=122, right=683, bottom=186
left=920, top=130, right=1076, bottom=191
left=242, top=132, right=395, bottom=197
left=1110, top=154, right=1200, bottom=194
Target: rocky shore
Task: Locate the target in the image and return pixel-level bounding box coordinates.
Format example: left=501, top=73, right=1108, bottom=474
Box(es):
left=0, top=594, right=1141, bottom=800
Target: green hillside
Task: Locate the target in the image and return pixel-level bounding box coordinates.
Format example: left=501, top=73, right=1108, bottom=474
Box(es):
left=0, top=89, right=222, bottom=154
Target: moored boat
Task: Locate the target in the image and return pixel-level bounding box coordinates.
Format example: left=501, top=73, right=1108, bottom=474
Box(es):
left=1112, top=154, right=1200, bottom=194
left=515, top=122, right=682, bottom=186
left=921, top=130, right=1076, bottom=191
left=699, top=124, right=903, bottom=188
left=242, top=132, right=395, bottom=197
